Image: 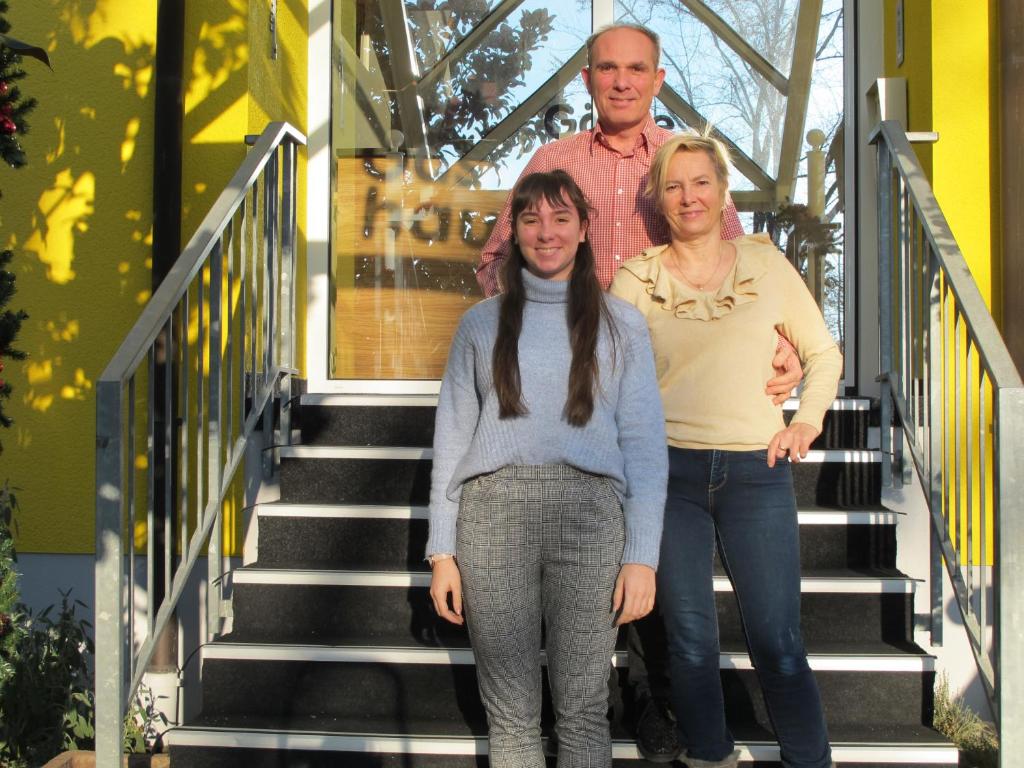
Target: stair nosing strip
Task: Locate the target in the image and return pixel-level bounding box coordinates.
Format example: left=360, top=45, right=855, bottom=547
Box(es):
left=163, top=728, right=957, bottom=762
left=233, top=568, right=918, bottom=593
left=298, top=394, right=873, bottom=412
left=279, top=446, right=883, bottom=463
left=257, top=503, right=430, bottom=519
left=255, top=503, right=898, bottom=525
left=200, top=643, right=935, bottom=671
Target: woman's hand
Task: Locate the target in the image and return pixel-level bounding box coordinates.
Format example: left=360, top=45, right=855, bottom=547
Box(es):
left=766, top=342, right=803, bottom=405
left=612, top=563, right=656, bottom=627
left=767, top=422, right=820, bottom=467
left=429, top=558, right=464, bottom=625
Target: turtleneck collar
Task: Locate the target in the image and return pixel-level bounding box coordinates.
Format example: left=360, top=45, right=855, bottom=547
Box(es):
left=521, top=268, right=570, bottom=304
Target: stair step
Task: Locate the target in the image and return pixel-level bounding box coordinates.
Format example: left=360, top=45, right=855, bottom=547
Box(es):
left=167, top=726, right=957, bottom=767
left=229, top=571, right=916, bottom=647
left=277, top=450, right=883, bottom=509
left=195, top=660, right=936, bottom=731
left=254, top=504, right=898, bottom=571
left=200, top=643, right=935, bottom=673
left=296, top=397, right=876, bottom=450
left=233, top=566, right=914, bottom=592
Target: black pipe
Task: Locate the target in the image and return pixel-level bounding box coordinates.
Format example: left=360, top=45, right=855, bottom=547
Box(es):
left=152, top=0, right=184, bottom=284
left=151, top=0, right=185, bottom=673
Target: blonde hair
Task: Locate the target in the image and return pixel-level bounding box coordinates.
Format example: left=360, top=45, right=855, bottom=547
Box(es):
left=646, top=130, right=732, bottom=205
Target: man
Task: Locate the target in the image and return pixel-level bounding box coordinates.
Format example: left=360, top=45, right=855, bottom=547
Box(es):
left=475, top=23, right=802, bottom=764
left=476, top=23, right=746, bottom=295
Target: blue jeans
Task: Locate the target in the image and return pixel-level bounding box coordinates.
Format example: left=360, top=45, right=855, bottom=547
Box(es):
left=658, top=448, right=832, bottom=768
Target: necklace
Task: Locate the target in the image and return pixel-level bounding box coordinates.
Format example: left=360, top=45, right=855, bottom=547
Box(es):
left=669, top=243, right=724, bottom=292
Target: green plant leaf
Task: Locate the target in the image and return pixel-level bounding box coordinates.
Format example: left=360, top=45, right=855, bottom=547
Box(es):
left=0, top=34, right=51, bottom=68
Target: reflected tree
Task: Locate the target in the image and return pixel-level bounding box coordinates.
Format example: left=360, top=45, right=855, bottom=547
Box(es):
left=362, top=1, right=555, bottom=167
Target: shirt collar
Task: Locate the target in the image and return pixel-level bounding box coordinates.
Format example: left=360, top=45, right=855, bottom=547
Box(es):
left=591, top=114, right=658, bottom=156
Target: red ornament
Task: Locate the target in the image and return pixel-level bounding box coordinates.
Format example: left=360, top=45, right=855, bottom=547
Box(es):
left=0, top=118, right=14, bottom=135
left=0, top=81, right=8, bottom=96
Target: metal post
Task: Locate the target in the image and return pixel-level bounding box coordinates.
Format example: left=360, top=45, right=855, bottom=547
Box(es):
left=996, top=386, right=1024, bottom=757
left=876, top=144, right=893, bottom=487
left=206, top=239, right=224, bottom=640
left=927, top=255, right=944, bottom=647
left=95, top=380, right=127, bottom=765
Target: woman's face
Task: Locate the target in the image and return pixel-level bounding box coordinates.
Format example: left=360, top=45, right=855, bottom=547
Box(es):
left=514, top=194, right=588, bottom=281
left=659, top=150, right=726, bottom=240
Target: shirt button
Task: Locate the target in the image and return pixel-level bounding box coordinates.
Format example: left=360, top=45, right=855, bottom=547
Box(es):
left=614, top=255, right=621, bottom=261
left=617, top=188, right=624, bottom=195
left=616, top=221, right=621, bottom=227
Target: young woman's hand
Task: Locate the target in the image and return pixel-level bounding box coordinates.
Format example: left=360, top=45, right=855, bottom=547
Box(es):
left=766, top=422, right=820, bottom=467
left=612, top=563, right=656, bottom=626
left=429, top=558, right=464, bottom=625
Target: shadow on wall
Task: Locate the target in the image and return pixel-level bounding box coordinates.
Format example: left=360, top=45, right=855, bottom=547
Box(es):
left=3, top=0, right=251, bottom=554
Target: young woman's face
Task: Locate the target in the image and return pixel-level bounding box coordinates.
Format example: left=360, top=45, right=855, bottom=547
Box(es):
left=514, top=195, right=588, bottom=281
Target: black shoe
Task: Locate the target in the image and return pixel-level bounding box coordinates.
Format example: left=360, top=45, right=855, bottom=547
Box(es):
left=635, top=696, right=681, bottom=763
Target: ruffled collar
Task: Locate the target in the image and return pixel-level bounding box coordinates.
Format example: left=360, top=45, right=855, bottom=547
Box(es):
left=619, top=235, right=775, bottom=321
left=521, top=268, right=569, bottom=304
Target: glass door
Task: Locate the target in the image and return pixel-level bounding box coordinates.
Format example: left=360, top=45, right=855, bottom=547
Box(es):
left=327, top=0, right=847, bottom=383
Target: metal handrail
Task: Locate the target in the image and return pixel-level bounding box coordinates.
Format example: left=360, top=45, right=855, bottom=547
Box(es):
left=94, top=121, right=305, bottom=763
left=872, top=119, right=1024, bottom=755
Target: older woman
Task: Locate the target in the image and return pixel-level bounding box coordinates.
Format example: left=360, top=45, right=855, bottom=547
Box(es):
left=610, top=134, right=841, bottom=768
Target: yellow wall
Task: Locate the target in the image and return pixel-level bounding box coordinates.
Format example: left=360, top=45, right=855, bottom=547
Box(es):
left=5, top=1, right=156, bottom=554
left=7, top=0, right=307, bottom=555
left=884, top=0, right=1001, bottom=318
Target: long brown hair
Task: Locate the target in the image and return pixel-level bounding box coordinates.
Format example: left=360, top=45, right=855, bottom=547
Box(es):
left=493, top=170, right=616, bottom=426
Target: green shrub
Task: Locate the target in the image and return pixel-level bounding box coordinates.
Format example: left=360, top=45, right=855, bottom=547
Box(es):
left=934, top=672, right=999, bottom=768
left=0, top=591, right=95, bottom=765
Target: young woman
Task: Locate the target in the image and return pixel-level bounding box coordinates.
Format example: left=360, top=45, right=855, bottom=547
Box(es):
left=426, top=170, right=668, bottom=767
left=611, top=133, right=841, bottom=768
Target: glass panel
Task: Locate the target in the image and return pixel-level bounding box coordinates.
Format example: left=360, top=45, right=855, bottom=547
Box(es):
left=330, top=0, right=846, bottom=378
left=619, top=0, right=792, bottom=177
left=418, top=0, right=590, bottom=172
left=700, top=0, right=801, bottom=73
left=332, top=0, right=592, bottom=379
left=406, top=1, right=507, bottom=71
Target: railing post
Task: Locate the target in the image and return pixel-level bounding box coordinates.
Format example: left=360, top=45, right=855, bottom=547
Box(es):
left=996, top=385, right=1024, bottom=757
left=279, top=140, right=297, bottom=447
left=876, top=142, right=894, bottom=488
left=206, top=242, right=224, bottom=640
left=926, top=250, right=944, bottom=647
left=95, top=379, right=126, bottom=764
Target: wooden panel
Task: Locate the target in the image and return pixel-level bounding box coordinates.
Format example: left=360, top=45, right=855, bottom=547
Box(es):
left=333, top=155, right=505, bottom=379
left=334, top=286, right=481, bottom=379
left=335, top=156, right=507, bottom=264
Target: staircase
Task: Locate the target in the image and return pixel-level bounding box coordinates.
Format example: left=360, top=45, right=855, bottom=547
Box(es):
left=164, top=393, right=958, bottom=767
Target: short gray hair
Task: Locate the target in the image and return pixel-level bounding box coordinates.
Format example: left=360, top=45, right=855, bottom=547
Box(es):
left=585, top=23, right=661, bottom=68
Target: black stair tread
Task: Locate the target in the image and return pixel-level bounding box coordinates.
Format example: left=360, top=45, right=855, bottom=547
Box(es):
left=213, top=632, right=929, bottom=659
left=239, top=562, right=913, bottom=580
left=176, top=715, right=951, bottom=746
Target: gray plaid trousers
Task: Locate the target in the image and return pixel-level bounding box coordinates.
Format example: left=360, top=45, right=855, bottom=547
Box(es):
left=457, top=464, right=625, bottom=768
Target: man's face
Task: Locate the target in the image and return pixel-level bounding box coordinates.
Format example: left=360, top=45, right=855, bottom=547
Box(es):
left=582, top=28, right=666, bottom=135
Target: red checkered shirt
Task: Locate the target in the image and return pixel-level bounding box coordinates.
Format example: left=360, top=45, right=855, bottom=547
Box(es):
left=476, top=117, right=745, bottom=296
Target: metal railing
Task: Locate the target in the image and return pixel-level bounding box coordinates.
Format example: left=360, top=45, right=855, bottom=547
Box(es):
left=872, top=119, right=1024, bottom=754
left=94, top=122, right=305, bottom=762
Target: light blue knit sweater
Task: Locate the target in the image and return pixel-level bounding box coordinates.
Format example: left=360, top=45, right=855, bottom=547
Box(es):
left=426, top=269, right=668, bottom=569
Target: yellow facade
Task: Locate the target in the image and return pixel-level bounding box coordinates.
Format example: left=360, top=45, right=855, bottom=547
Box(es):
left=885, top=0, right=1001, bottom=319
left=885, top=0, right=1001, bottom=565
left=6, top=0, right=307, bottom=555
